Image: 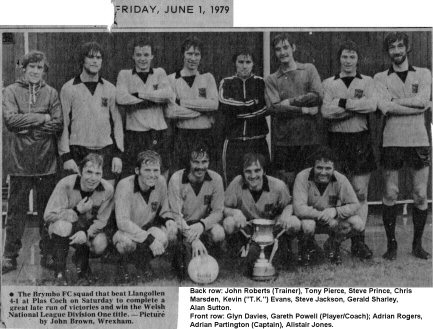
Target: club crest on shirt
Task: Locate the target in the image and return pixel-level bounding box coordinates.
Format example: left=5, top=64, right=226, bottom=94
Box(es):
left=198, top=88, right=206, bottom=98
left=265, top=203, right=281, bottom=217
left=264, top=203, right=274, bottom=213
left=204, top=194, right=212, bottom=205
left=354, top=89, right=364, bottom=99
left=412, top=84, right=419, bottom=93
left=151, top=202, right=159, bottom=212
left=101, top=97, right=108, bottom=107
left=153, top=84, right=158, bottom=90
left=328, top=195, right=338, bottom=206
left=91, top=205, right=100, bottom=216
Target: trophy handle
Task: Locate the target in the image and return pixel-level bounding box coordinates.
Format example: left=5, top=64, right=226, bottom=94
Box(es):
left=268, top=228, right=287, bottom=264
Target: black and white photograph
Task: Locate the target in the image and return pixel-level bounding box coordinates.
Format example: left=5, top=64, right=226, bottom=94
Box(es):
left=1, top=29, right=431, bottom=288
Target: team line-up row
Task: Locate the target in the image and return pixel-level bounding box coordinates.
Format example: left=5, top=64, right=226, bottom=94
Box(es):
left=2, top=32, right=431, bottom=283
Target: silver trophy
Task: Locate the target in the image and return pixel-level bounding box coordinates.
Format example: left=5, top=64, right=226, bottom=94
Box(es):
left=246, top=219, right=285, bottom=281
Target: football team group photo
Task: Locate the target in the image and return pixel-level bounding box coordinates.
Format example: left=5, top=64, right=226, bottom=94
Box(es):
left=1, top=30, right=432, bottom=286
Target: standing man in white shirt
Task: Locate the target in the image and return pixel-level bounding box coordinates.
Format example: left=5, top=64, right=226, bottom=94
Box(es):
left=322, top=40, right=377, bottom=260
left=374, top=32, right=431, bottom=260
left=168, top=37, right=219, bottom=170
left=116, top=39, right=175, bottom=177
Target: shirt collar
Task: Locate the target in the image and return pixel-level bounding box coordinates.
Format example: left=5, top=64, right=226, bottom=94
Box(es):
left=73, top=175, right=105, bottom=192
left=175, top=70, right=200, bottom=79
left=334, top=72, right=363, bottom=80
left=307, top=168, right=337, bottom=183
left=387, top=65, right=416, bottom=75
left=132, top=67, right=154, bottom=75
left=133, top=175, right=155, bottom=193
left=181, top=169, right=212, bottom=184
left=73, top=75, right=104, bottom=85
left=233, top=73, right=255, bottom=81
left=241, top=175, right=270, bottom=192
left=276, top=62, right=300, bottom=78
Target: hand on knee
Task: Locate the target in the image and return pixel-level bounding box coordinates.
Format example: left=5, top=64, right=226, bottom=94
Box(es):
left=116, top=241, right=135, bottom=255
left=278, top=216, right=300, bottom=234
left=165, top=220, right=178, bottom=243
left=90, top=233, right=108, bottom=255
left=301, top=220, right=316, bottom=236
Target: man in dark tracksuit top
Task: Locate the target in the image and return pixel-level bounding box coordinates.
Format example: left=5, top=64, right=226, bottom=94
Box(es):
left=374, top=32, right=432, bottom=260
left=2, top=50, right=63, bottom=274
left=219, top=49, right=270, bottom=187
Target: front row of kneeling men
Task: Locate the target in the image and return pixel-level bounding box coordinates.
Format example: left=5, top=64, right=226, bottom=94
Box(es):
left=43, top=145, right=366, bottom=283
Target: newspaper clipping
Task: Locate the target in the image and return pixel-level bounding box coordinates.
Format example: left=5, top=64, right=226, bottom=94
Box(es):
left=1, top=0, right=432, bottom=328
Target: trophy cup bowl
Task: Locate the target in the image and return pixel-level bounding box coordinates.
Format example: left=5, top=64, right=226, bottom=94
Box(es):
left=250, top=219, right=277, bottom=281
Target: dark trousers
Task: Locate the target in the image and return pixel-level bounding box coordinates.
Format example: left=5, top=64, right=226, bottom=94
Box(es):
left=3, top=174, right=56, bottom=259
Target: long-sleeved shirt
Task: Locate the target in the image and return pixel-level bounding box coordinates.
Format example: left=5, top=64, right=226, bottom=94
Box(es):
left=225, top=175, right=291, bottom=220
left=59, top=76, right=124, bottom=162
left=168, top=71, right=219, bottom=129
left=114, top=174, right=170, bottom=243
left=219, top=74, right=268, bottom=139
left=167, top=169, right=224, bottom=230
left=322, top=72, right=377, bottom=133
left=116, top=67, right=174, bottom=131
left=44, top=174, right=114, bottom=237
left=3, top=78, right=63, bottom=175
left=293, top=168, right=360, bottom=221
left=374, top=65, right=431, bottom=147
left=265, top=62, right=324, bottom=146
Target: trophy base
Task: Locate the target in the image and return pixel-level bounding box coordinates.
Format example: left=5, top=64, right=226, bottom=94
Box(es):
left=251, top=262, right=277, bottom=281
left=251, top=272, right=278, bottom=281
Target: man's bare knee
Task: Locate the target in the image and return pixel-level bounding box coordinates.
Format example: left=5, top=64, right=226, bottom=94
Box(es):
left=412, top=186, right=427, bottom=207
left=383, top=184, right=399, bottom=204
left=223, top=216, right=236, bottom=235
left=50, top=220, right=73, bottom=237
left=347, top=215, right=364, bottom=232
left=90, top=233, right=108, bottom=255
left=301, top=220, right=316, bottom=236
left=210, top=224, right=225, bottom=243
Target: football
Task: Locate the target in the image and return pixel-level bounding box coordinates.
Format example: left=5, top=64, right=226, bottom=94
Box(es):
left=188, top=255, right=219, bottom=284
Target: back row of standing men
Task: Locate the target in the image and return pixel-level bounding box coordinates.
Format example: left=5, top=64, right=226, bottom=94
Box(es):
left=2, top=32, right=431, bottom=280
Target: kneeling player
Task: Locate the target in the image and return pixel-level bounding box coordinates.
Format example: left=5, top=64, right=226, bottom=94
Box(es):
left=293, top=147, right=363, bottom=265
left=167, top=145, right=225, bottom=279
left=224, top=153, right=300, bottom=271
left=44, top=154, right=114, bottom=284
left=113, top=151, right=177, bottom=282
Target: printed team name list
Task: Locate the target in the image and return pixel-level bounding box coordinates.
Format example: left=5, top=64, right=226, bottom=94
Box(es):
left=183, top=287, right=427, bottom=328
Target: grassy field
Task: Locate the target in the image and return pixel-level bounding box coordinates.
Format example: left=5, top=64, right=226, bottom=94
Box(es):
left=2, top=206, right=432, bottom=287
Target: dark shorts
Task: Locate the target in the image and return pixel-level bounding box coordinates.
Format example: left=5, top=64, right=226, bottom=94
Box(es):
left=222, top=137, right=270, bottom=186
left=328, top=131, right=377, bottom=176
left=70, top=144, right=118, bottom=180
left=174, top=128, right=216, bottom=171
left=123, top=129, right=171, bottom=176
left=381, top=146, right=431, bottom=170
left=71, top=218, right=92, bottom=236
left=273, top=144, right=321, bottom=173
